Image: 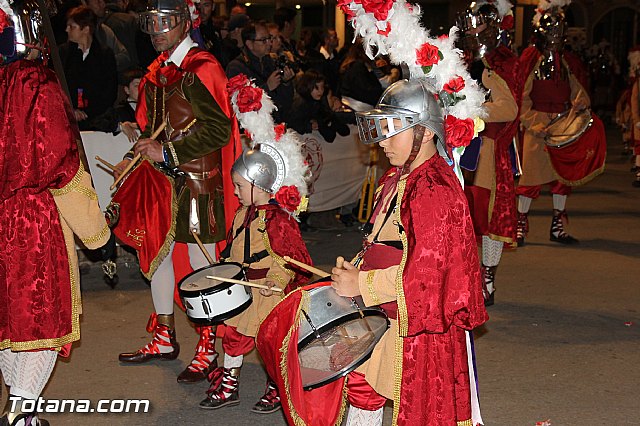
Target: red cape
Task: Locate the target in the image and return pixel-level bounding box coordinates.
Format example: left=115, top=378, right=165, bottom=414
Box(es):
left=0, top=60, right=80, bottom=351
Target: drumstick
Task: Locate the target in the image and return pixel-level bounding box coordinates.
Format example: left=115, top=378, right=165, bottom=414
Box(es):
left=110, top=122, right=167, bottom=190
left=95, top=156, right=116, bottom=171
left=205, top=275, right=283, bottom=292
left=336, top=256, right=345, bottom=269
left=283, top=256, right=331, bottom=277
left=190, top=230, right=215, bottom=265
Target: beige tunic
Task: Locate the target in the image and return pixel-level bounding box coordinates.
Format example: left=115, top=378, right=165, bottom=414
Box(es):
left=352, top=182, right=403, bottom=399
left=518, top=58, right=590, bottom=186
left=51, top=165, right=111, bottom=321
left=223, top=207, right=294, bottom=338
left=473, top=68, right=519, bottom=191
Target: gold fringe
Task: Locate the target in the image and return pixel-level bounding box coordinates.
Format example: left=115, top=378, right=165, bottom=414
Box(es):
left=366, top=271, right=380, bottom=305
left=49, top=163, right=83, bottom=196
left=75, top=185, right=98, bottom=201
left=143, top=166, right=178, bottom=280
left=80, top=223, right=110, bottom=246
left=457, top=419, right=473, bottom=426
left=553, top=156, right=606, bottom=187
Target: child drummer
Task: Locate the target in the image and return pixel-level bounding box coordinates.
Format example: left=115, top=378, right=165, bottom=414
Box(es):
left=198, top=90, right=313, bottom=412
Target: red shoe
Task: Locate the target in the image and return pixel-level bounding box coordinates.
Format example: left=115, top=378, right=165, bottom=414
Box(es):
left=119, top=314, right=179, bottom=363
left=177, top=326, right=218, bottom=383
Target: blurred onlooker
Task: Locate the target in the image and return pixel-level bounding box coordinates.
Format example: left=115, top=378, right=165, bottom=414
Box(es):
left=219, top=13, right=249, bottom=69
left=319, top=28, right=340, bottom=93
left=288, top=70, right=350, bottom=142
left=59, top=6, right=118, bottom=132
left=374, top=55, right=401, bottom=88
left=230, top=2, right=247, bottom=15
left=115, top=68, right=145, bottom=142
left=226, top=22, right=295, bottom=122
left=274, top=7, right=298, bottom=57
left=339, top=41, right=384, bottom=111
left=198, top=0, right=224, bottom=62
left=84, top=0, right=132, bottom=75
left=296, top=28, right=325, bottom=72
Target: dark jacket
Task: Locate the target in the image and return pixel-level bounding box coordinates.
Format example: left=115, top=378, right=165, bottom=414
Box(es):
left=288, top=94, right=350, bottom=142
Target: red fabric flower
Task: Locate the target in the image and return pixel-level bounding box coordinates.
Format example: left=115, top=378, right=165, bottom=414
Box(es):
left=236, top=86, right=263, bottom=113
left=338, top=0, right=356, bottom=19
left=415, top=43, right=441, bottom=67
left=274, top=123, right=286, bottom=141
left=275, top=186, right=302, bottom=212
left=0, top=9, right=10, bottom=34
left=228, top=74, right=249, bottom=93
left=501, top=15, right=514, bottom=31
left=443, top=76, right=465, bottom=94
left=444, top=115, right=474, bottom=148
left=354, top=0, right=394, bottom=21
left=377, top=22, right=391, bottom=36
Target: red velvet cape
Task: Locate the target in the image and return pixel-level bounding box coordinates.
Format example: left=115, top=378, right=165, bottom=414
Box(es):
left=0, top=60, right=80, bottom=350
left=395, top=155, right=488, bottom=425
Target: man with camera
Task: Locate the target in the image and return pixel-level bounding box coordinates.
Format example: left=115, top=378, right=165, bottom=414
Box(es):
left=226, top=22, right=295, bottom=122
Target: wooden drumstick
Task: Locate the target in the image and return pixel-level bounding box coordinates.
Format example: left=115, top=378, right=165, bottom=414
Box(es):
left=110, top=121, right=167, bottom=190
left=205, top=275, right=283, bottom=293
left=190, top=230, right=215, bottom=265
left=95, top=156, right=116, bottom=171
left=336, top=256, right=345, bottom=269
left=283, top=256, right=331, bottom=278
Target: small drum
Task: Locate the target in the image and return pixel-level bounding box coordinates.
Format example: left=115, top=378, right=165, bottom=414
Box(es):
left=544, top=107, right=593, bottom=148
left=178, top=262, right=252, bottom=325
left=297, top=282, right=389, bottom=390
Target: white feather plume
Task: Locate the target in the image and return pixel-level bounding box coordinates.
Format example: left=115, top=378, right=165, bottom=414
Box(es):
left=533, top=0, right=571, bottom=25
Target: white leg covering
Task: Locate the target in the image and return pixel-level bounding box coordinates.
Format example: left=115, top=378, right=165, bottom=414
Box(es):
left=224, top=354, right=243, bottom=369
left=518, top=196, right=532, bottom=214
left=9, top=351, right=57, bottom=401
left=552, top=194, right=567, bottom=211
left=466, top=331, right=483, bottom=425
left=150, top=243, right=176, bottom=316
left=0, top=349, right=18, bottom=387
left=482, top=236, right=503, bottom=267
left=187, top=242, right=217, bottom=269
left=345, top=406, right=383, bottom=426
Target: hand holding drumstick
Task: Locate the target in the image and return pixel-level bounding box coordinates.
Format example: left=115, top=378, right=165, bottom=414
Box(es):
left=112, top=122, right=167, bottom=182
left=331, top=256, right=361, bottom=298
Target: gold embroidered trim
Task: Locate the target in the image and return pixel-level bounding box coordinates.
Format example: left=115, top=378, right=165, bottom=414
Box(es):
left=266, top=272, right=288, bottom=292
left=49, top=163, right=83, bottom=196
left=143, top=170, right=178, bottom=280
left=392, top=179, right=408, bottom=426
left=76, top=185, right=98, bottom=200
left=80, top=223, right=110, bottom=246
left=366, top=271, right=380, bottom=305
left=553, top=158, right=606, bottom=187
left=166, top=141, right=180, bottom=166
left=457, top=419, right=473, bottom=426
left=259, top=210, right=295, bottom=278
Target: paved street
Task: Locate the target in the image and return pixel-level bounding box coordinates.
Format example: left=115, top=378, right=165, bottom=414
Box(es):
left=4, top=127, right=639, bottom=425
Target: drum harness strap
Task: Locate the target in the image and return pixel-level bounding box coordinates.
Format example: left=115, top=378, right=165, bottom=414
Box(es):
left=219, top=209, right=269, bottom=272
left=361, top=194, right=403, bottom=252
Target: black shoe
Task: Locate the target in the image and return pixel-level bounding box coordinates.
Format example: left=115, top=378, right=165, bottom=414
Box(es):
left=251, top=399, right=282, bottom=414
left=199, top=391, right=240, bottom=410
left=484, top=291, right=495, bottom=307
left=550, top=210, right=579, bottom=245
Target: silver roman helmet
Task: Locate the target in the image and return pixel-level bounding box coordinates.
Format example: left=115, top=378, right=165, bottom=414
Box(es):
left=456, top=2, right=501, bottom=61
left=356, top=78, right=445, bottom=145
left=0, top=0, right=57, bottom=62
left=533, top=6, right=566, bottom=51
left=140, top=0, right=190, bottom=35
left=231, top=144, right=286, bottom=194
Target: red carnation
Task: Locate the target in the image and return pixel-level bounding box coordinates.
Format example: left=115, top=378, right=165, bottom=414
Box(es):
left=501, top=15, right=514, bottom=31
left=228, top=74, right=250, bottom=94
left=444, top=115, right=474, bottom=148
left=416, top=43, right=442, bottom=68
left=274, top=123, right=286, bottom=141
left=354, top=0, right=394, bottom=21
left=275, top=185, right=302, bottom=212
left=236, top=86, right=263, bottom=113
left=443, top=76, right=465, bottom=94
left=338, top=0, right=356, bottom=19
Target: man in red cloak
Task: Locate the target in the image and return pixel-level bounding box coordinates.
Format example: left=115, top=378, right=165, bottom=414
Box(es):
left=0, top=2, right=113, bottom=424
left=114, top=0, right=241, bottom=384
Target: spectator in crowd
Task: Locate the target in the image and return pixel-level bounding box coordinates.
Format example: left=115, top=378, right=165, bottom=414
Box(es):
left=198, top=0, right=224, bottom=62
left=288, top=69, right=350, bottom=143
left=87, top=0, right=139, bottom=69
left=226, top=22, right=295, bottom=122
left=59, top=6, right=118, bottom=132
left=273, top=7, right=298, bottom=57
left=230, top=2, right=247, bottom=15
left=114, top=68, right=145, bottom=142
left=339, top=41, right=384, bottom=111
left=296, top=28, right=324, bottom=72
left=219, top=13, right=249, bottom=69
left=319, top=28, right=341, bottom=92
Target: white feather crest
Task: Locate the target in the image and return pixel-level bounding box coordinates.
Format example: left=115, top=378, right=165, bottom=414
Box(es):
left=533, top=0, right=571, bottom=25
left=0, top=0, right=12, bottom=16
left=228, top=75, right=310, bottom=200
left=493, top=0, right=513, bottom=18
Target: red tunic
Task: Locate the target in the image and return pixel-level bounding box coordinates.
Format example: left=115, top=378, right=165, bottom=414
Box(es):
left=0, top=60, right=80, bottom=350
